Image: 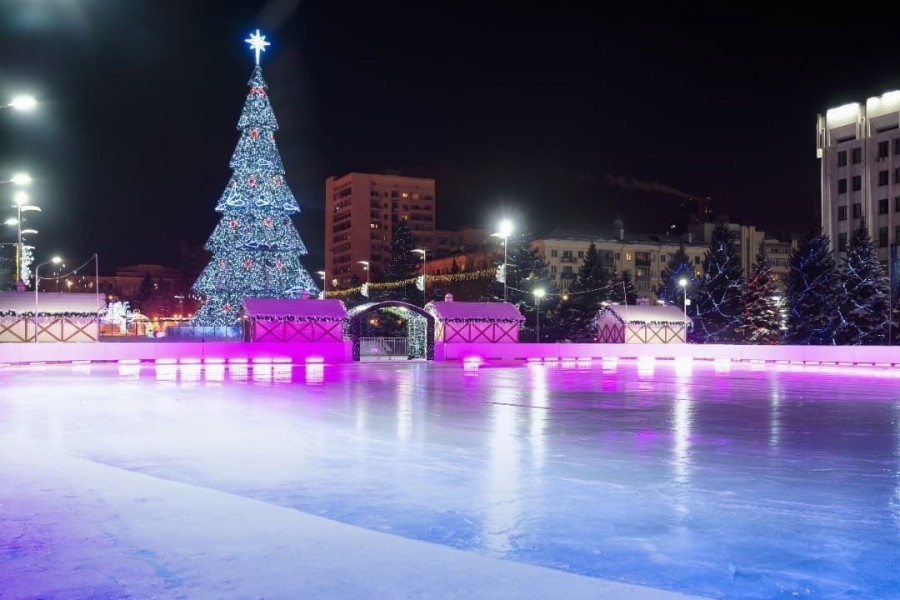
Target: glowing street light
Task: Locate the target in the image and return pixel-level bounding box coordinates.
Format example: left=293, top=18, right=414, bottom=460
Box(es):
left=4, top=218, right=17, bottom=226
left=34, top=256, right=62, bottom=343
left=316, top=271, right=327, bottom=295
left=4, top=96, right=37, bottom=112
left=0, top=173, right=32, bottom=186
left=491, top=218, right=514, bottom=302
left=7, top=190, right=42, bottom=286
left=533, top=288, right=546, bottom=343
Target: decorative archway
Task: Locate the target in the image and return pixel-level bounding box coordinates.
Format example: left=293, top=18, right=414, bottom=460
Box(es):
left=347, top=301, right=435, bottom=361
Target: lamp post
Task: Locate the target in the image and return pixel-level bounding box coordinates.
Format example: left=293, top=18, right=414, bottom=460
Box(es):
left=316, top=271, right=326, bottom=297
left=357, top=260, right=369, bottom=298
left=533, top=288, right=546, bottom=343
left=2, top=177, right=34, bottom=287
left=492, top=219, right=514, bottom=302
left=413, top=248, right=428, bottom=305
left=34, top=256, right=62, bottom=343
left=678, top=278, right=689, bottom=335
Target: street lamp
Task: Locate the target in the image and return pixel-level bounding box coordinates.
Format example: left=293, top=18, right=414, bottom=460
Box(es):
left=533, top=288, right=546, bottom=343
left=491, top=218, right=514, bottom=302
left=0, top=173, right=32, bottom=186
left=5, top=96, right=38, bottom=112
left=678, top=278, right=689, bottom=333
left=316, top=271, right=326, bottom=296
left=357, top=260, right=370, bottom=298
left=34, top=256, right=62, bottom=343
left=413, top=248, right=428, bottom=305
left=7, top=190, right=41, bottom=286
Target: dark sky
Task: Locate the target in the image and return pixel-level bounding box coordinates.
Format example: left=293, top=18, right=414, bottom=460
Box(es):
left=1, top=1, right=898, bottom=273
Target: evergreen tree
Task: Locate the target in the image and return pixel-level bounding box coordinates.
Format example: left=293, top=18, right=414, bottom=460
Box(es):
left=606, top=270, right=638, bottom=305
left=384, top=220, right=419, bottom=304
left=658, top=243, right=697, bottom=310
left=193, top=45, right=317, bottom=326
left=785, top=231, right=837, bottom=345
left=694, top=224, right=744, bottom=343
left=133, top=273, right=155, bottom=312
left=834, top=222, right=889, bottom=345
left=739, top=245, right=781, bottom=344
left=560, top=242, right=607, bottom=340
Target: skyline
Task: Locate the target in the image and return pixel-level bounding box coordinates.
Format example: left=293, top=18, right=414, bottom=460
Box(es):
left=2, top=2, right=900, bottom=273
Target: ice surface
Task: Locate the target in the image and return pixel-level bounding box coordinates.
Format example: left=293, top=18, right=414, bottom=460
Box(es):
left=1, top=359, right=899, bottom=599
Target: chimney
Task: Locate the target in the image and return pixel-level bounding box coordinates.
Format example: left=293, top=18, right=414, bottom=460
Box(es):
left=613, top=219, right=625, bottom=240
left=444, top=293, right=454, bottom=302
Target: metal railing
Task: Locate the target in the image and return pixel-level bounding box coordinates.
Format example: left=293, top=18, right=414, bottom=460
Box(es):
left=359, top=336, right=408, bottom=358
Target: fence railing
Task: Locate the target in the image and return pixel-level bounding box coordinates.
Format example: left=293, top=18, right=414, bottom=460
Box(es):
left=360, top=336, right=408, bottom=358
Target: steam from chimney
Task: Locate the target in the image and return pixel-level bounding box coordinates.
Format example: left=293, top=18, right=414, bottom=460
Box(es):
left=604, top=174, right=694, bottom=200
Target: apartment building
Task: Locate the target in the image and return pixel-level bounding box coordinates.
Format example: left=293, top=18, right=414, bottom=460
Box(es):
left=325, top=173, right=436, bottom=288
left=687, top=223, right=797, bottom=289
left=532, top=226, right=707, bottom=299
left=817, top=91, right=900, bottom=263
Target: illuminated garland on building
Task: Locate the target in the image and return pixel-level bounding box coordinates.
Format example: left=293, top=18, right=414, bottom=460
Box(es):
left=325, top=267, right=499, bottom=297
left=192, top=33, right=318, bottom=326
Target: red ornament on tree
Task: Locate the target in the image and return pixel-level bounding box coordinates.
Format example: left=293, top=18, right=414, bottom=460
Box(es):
left=249, top=128, right=259, bottom=140
left=222, top=302, right=231, bottom=314
left=243, top=258, right=253, bottom=271
left=228, top=219, right=238, bottom=231
left=247, top=175, right=257, bottom=188
left=273, top=175, right=281, bottom=187
left=263, top=217, right=273, bottom=228
left=275, top=259, right=284, bottom=271
left=249, top=86, right=266, bottom=98
left=218, top=259, right=226, bottom=270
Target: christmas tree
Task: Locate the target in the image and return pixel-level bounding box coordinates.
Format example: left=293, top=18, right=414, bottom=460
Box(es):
left=657, top=243, right=696, bottom=310
left=383, top=220, right=420, bottom=304
left=193, top=31, right=317, bottom=326
left=739, top=245, right=781, bottom=344
left=605, top=270, right=638, bottom=305
left=693, top=224, right=744, bottom=343
left=785, top=231, right=837, bottom=345
left=559, top=242, right=607, bottom=340
left=834, top=222, right=889, bottom=345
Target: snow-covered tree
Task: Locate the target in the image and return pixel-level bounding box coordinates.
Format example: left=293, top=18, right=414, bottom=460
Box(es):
left=606, top=270, right=638, bottom=305
left=560, top=242, right=607, bottom=340
left=834, top=222, right=889, bottom=345
left=785, top=231, right=837, bottom=345
left=693, top=224, right=744, bottom=343
left=739, top=245, right=781, bottom=344
left=658, top=243, right=697, bottom=310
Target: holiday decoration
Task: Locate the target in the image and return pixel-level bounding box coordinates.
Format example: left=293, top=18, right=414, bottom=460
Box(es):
left=739, top=245, right=781, bottom=344
left=693, top=224, right=744, bottom=343
left=785, top=231, right=837, bottom=345
left=384, top=221, right=420, bottom=304
left=192, top=31, right=318, bottom=326
left=834, top=222, right=889, bottom=345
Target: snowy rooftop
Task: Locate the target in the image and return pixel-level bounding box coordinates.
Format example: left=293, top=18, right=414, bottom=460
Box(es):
left=0, top=292, right=105, bottom=316
left=426, top=301, right=525, bottom=322
left=243, top=298, right=347, bottom=320
left=598, top=304, right=689, bottom=324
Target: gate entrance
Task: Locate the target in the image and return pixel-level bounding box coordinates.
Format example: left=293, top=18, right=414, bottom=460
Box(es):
left=347, top=301, right=435, bottom=361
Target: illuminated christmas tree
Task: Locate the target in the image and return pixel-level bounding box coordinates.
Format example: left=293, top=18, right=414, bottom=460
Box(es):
left=193, top=31, right=317, bottom=326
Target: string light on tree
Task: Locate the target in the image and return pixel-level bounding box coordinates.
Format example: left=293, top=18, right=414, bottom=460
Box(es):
left=192, top=30, right=317, bottom=326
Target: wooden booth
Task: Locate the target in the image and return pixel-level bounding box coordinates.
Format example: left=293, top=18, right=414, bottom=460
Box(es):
left=426, top=296, right=524, bottom=343
left=244, top=298, right=348, bottom=343
left=0, top=292, right=105, bottom=343
left=593, top=305, right=689, bottom=344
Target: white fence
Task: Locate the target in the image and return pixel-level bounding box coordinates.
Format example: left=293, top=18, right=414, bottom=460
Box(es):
left=359, top=337, right=409, bottom=359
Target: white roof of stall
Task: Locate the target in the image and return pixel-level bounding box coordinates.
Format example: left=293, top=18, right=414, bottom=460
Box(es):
left=426, top=301, right=525, bottom=322
left=597, top=304, right=689, bottom=325
left=0, top=292, right=105, bottom=315
left=243, top=298, right=347, bottom=320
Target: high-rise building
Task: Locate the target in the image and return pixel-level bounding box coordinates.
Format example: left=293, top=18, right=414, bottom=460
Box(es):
left=817, top=91, right=900, bottom=263
left=325, top=173, right=436, bottom=288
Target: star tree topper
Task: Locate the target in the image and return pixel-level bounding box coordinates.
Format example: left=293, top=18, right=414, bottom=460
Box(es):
left=245, top=29, right=271, bottom=65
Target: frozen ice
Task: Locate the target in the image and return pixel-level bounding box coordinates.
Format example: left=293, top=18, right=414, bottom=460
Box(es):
left=1, top=359, right=899, bottom=599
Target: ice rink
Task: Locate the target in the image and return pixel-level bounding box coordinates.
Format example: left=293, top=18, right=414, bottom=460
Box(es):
left=1, top=358, right=899, bottom=599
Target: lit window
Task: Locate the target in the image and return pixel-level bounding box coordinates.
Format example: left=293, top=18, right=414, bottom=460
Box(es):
left=625, top=253, right=632, bottom=261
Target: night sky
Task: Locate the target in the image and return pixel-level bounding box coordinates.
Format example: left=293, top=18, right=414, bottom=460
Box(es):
left=1, top=1, right=898, bottom=274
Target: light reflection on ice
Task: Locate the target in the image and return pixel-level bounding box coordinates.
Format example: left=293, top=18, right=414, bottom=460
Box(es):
left=484, top=384, right=520, bottom=556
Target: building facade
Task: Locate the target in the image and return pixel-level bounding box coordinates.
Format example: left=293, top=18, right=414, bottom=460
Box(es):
left=325, top=173, right=436, bottom=288
left=531, top=229, right=707, bottom=299
left=817, top=91, right=900, bottom=263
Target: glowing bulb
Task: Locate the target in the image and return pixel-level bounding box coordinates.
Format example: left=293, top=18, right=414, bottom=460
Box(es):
left=10, top=173, right=31, bottom=185
left=9, top=96, right=37, bottom=111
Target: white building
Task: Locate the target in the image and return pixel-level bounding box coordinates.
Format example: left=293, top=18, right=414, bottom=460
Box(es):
left=531, top=226, right=706, bottom=299
left=817, top=91, right=900, bottom=263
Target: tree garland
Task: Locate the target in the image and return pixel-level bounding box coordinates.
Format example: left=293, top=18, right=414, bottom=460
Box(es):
left=325, top=267, right=499, bottom=297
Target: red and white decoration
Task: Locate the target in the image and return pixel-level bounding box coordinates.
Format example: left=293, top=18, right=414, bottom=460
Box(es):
left=592, top=305, right=689, bottom=344
left=272, top=175, right=281, bottom=187
left=249, top=128, right=260, bottom=140
left=0, top=292, right=105, bottom=344
left=246, top=175, right=257, bottom=188
left=228, top=218, right=238, bottom=231
left=426, top=297, right=524, bottom=344
left=242, top=258, right=253, bottom=271
left=249, top=86, right=266, bottom=98
left=263, top=216, right=273, bottom=228
left=244, top=298, right=348, bottom=343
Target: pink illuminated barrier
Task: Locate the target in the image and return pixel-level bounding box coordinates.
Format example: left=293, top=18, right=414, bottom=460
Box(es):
left=0, top=341, right=352, bottom=367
